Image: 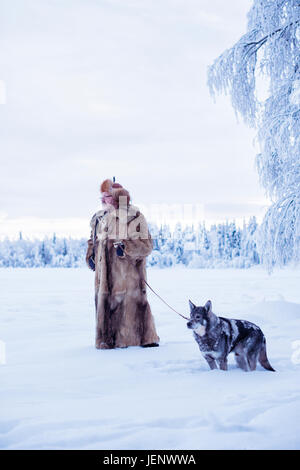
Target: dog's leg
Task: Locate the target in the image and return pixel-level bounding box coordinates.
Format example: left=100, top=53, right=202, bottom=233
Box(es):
left=218, top=357, right=228, bottom=371
left=246, top=331, right=264, bottom=371
left=234, top=352, right=249, bottom=371
left=234, top=345, right=249, bottom=371
left=204, top=355, right=218, bottom=370
left=247, top=353, right=258, bottom=371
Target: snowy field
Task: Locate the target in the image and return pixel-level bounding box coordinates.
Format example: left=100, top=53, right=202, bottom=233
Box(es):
left=1, top=267, right=300, bottom=450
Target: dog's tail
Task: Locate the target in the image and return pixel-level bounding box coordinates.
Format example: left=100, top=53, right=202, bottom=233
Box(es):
left=259, top=337, right=275, bottom=371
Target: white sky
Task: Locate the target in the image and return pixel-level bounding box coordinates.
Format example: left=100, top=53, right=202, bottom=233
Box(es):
left=0, top=0, right=269, bottom=239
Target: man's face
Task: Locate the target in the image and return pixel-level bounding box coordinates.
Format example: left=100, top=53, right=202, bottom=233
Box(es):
left=102, top=192, right=116, bottom=208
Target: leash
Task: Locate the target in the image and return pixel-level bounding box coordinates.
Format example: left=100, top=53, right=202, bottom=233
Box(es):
left=120, top=247, right=189, bottom=320
left=142, top=278, right=190, bottom=320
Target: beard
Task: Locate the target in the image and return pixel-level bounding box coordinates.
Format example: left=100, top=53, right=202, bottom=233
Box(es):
left=102, top=202, right=117, bottom=212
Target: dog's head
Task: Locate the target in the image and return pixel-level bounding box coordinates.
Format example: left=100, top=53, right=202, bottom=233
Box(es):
left=187, top=300, right=212, bottom=336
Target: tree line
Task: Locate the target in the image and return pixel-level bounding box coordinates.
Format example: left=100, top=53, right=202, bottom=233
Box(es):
left=0, top=218, right=261, bottom=269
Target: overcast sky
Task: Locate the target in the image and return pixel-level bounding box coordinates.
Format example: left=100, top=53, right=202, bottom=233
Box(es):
left=0, top=0, right=269, bottom=238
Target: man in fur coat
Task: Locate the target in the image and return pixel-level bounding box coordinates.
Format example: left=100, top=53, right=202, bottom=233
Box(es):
left=86, top=179, right=160, bottom=349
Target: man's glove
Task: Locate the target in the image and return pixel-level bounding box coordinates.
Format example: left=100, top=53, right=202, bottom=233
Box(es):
left=88, top=256, right=96, bottom=271
left=113, top=241, right=125, bottom=258
left=86, top=239, right=96, bottom=271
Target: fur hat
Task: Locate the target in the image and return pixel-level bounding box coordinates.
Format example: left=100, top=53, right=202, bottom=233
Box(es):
left=112, top=187, right=130, bottom=208
left=100, top=179, right=130, bottom=207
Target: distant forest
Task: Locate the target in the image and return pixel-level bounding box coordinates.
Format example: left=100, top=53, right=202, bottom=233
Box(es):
left=0, top=218, right=260, bottom=269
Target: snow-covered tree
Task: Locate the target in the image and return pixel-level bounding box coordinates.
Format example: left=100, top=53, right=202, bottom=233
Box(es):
left=208, top=0, right=300, bottom=269
left=0, top=219, right=261, bottom=269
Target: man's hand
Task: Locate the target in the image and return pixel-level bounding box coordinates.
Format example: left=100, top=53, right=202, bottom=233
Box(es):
left=113, top=241, right=125, bottom=258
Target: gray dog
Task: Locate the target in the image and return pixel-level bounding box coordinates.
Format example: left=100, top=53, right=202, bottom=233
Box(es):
left=187, top=300, right=275, bottom=372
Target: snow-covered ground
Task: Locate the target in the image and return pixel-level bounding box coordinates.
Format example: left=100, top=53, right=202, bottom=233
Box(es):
left=1, top=267, right=300, bottom=450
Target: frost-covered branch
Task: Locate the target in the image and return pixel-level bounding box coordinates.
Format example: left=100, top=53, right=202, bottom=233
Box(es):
left=208, top=0, right=300, bottom=269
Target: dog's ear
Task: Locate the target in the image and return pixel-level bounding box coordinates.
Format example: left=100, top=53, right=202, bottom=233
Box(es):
left=189, top=300, right=196, bottom=312
left=204, top=300, right=212, bottom=314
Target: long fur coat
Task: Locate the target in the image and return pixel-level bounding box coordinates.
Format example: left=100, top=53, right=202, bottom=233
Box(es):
left=86, top=204, right=159, bottom=349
